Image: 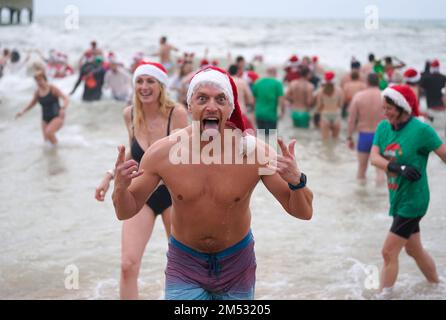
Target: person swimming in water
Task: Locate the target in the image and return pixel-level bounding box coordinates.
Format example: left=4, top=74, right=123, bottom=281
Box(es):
left=15, top=71, right=69, bottom=146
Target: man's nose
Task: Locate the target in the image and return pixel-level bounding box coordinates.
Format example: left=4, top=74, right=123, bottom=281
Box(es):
left=204, top=99, right=219, bottom=112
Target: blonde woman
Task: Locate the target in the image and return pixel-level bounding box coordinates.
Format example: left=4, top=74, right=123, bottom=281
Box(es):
left=95, top=62, right=188, bottom=299
left=15, top=71, right=69, bottom=145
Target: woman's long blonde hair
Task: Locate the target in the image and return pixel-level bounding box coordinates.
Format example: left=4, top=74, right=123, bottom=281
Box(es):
left=132, top=82, right=176, bottom=132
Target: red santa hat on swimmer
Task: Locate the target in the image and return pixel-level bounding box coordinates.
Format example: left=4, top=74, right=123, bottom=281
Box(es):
left=403, top=68, right=420, bottom=84
left=430, top=59, right=440, bottom=73
left=186, top=66, right=246, bottom=132
left=200, top=59, right=210, bottom=68
left=287, top=55, right=299, bottom=68
left=323, top=71, right=335, bottom=84
left=132, top=61, right=168, bottom=87
left=382, top=85, right=420, bottom=116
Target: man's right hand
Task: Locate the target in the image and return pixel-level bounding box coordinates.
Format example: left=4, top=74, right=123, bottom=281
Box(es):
left=387, top=162, right=421, bottom=181
left=95, top=179, right=110, bottom=202
left=15, top=111, right=24, bottom=119
left=347, top=137, right=354, bottom=150
left=114, top=145, right=144, bottom=190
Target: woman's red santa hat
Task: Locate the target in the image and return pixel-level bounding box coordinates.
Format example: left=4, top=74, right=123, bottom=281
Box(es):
left=382, top=84, right=420, bottom=116
left=132, top=61, right=168, bottom=87
left=403, top=68, right=420, bottom=84
left=323, top=71, right=335, bottom=84
left=186, top=66, right=246, bottom=132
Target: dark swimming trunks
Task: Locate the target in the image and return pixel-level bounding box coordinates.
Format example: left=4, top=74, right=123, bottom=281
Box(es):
left=165, top=231, right=256, bottom=300
left=38, top=90, right=60, bottom=123
left=130, top=107, right=174, bottom=215
left=390, top=215, right=422, bottom=239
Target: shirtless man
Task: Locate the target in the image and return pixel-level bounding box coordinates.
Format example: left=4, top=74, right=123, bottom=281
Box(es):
left=342, top=69, right=366, bottom=118
left=228, top=64, right=255, bottom=129
left=112, top=66, right=313, bottom=300
left=341, top=59, right=365, bottom=89
left=361, top=53, right=375, bottom=79
left=156, top=36, right=178, bottom=74
left=286, top=66, right=315, bottom=128
left=347, top=73, right=385, bottom=183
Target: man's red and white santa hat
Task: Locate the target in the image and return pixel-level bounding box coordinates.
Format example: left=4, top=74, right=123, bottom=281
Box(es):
left=430, top=59, right=440, bottom=73
left=186, top=66, right=246, bottom=132
left=132, top=61, right=168, bottom=87
left=403, top=68, right=420, bottom=84
left=382, top=84, right=420, bottom=116
left=286, top=55, right=299, bottom=68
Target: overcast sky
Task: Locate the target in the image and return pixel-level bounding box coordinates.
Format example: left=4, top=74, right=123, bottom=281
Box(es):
left=34, top=0, right=446, bottom=19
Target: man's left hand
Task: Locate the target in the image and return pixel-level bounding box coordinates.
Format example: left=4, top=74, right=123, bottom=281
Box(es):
left=273, top=138, right=302, bottom=185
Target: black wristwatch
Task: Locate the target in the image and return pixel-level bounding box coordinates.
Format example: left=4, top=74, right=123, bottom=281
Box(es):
left=288, top=173, right=307, bottom=190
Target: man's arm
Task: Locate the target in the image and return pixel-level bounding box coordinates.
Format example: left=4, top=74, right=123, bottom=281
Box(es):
left=112, top=144, right=162, bottom=220
left=306, top=83, right=315, bottom=108
left=243, top=82, right=255, bottom=106
left=434, top=144, right=446, bottom=163
left=347, top=96, right=358, bottom=139
left=261, top=139, right=313, bottom=220
left=70, top=68, right=84, bottom=95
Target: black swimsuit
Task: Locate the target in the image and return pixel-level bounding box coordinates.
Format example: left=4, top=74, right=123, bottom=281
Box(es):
left=131, top=107, right=174, bottom=215
left=38, top=89, right=61, bottom=123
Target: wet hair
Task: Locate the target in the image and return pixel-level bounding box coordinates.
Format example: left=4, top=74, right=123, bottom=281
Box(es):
left=236, top=56, right=245, bottom=63
left=247, top=63, right=255, bottom=71
left=10, top=50, right=20, bottom=63
left=367, top=73, right=379, bottom=87
left=351, top=60, right=361, bottom=70
left=34, top=71, right=47, bottom=82
left=266, top=66, right=277, bottom=77
left=368, top=53, right=375, bottom=62
left=385, top=96, right=405, bottom=115
left=299, top=65, right=310, bottom=78
left=323, top=83, right=334, bottom=96
left=385, top=56, right=392, bottom=64
left=160, top=36, right=167, bottom=43
left=228, top=64, right=238, bottom=76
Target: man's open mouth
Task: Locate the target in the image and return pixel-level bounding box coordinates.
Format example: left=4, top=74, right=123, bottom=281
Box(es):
left=202, top=117, right=220, bottom=131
